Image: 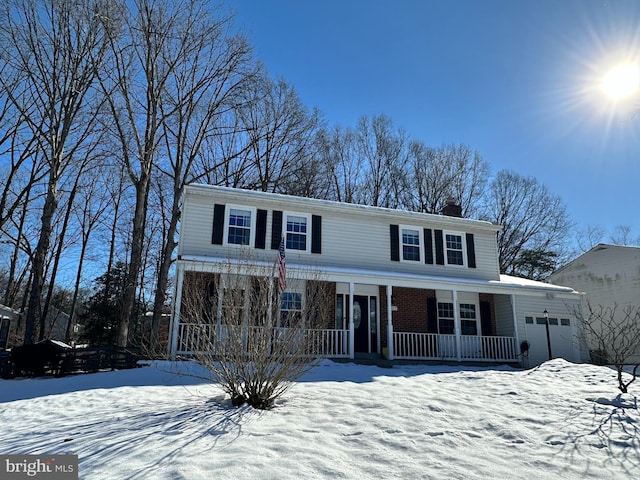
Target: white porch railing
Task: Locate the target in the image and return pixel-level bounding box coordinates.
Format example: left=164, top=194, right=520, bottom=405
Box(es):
left=176, top=323, right=349, bottom=358
left=394, top=332, right=517, bottom=362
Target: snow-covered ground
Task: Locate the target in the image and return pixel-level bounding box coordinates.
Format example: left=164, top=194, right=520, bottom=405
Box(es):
left=1, top=359, right=638, bottom=479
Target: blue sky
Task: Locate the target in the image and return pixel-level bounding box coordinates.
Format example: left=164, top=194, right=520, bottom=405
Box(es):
left=229, top=0, right=640, bottom=239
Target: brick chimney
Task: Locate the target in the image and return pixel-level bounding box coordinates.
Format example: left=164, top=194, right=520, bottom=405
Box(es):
left=440, top=197, right=462, bottom=217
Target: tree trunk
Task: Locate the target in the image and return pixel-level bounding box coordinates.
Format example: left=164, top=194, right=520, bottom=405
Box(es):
left=24, top=171, right=59, bottom=345
left=117, top=173, right=151, bottom=347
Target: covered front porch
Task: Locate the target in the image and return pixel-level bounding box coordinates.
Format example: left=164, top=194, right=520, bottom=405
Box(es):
left=170, top=258, right=523, bottom=364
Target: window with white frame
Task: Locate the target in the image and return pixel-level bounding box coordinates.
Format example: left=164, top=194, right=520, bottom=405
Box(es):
left=445, top=232, right=465, bottom=266
left=285, top=212, right=310, bottom=253
left=280, top=291, right=303, bottom=327
left=401, top=226, right=422, bottom=262
left=437, top=302, right=455, bottom=334
left=225, top=206, right=255, bottom=246
left=459, top=303, right=478, bottom=335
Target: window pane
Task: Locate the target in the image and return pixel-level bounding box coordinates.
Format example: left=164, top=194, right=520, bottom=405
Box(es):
left=549, top=317, right=559, bottom=326
left=438, top=318, right=454, bottom=334
left=460, top=303, right=476, bottom=319
left=536, top=317, right=546, bottom=325
left=525, top=316, right=533, bottom=324
left=560, top=318, right=570, bottom=326
left=461, top=319, right=478, bottom=335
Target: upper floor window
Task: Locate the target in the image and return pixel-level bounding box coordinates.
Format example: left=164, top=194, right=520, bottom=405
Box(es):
left=401, top=225, right=423, bottom=262
left=224, top=205, right=256, bottom=247
left=445, top=232, right=465, bottom=266
left=285, top=212, right=311, bottom=253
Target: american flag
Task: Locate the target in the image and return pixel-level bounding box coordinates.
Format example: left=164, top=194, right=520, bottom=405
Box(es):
left=277, top=234, right=286, bottom=293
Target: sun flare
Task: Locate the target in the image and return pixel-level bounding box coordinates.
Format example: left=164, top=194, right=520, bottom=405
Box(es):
left=601, top=63, right=640, bottom=100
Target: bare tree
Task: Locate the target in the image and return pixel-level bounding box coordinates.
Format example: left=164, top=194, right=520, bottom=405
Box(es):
left=236, top=74, right=321, bottom=193
left=355, top=114, right=408, bottom=208
left=146, top=11, right=253, bottom=351
left=178, top=260, right=333, bottom=409
left=481, top=170, right=572, bottom=279
left=575, top=303, right=640, bottom=393
left=406, top=142, right=489, bottom=217
left=1, top=0, right=114, bottom=344
left=317, top=125, right=365, bottom=204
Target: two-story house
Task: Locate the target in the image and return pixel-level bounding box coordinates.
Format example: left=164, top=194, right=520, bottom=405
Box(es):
left=169, top=184, right=585, bottom=367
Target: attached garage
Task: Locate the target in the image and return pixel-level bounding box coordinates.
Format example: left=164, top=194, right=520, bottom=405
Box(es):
left=522, top=313, right=580, bottom=368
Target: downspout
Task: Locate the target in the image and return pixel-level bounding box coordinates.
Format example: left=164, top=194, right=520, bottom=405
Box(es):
left=453, top=289, right=461, bottom=362
left=511, top=294, right=521, bottom=365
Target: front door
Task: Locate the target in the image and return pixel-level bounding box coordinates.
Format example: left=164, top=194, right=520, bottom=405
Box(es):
left=353, top=295, right=369, bottom=353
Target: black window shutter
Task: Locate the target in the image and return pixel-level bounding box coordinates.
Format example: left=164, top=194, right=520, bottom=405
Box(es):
left=390, top=224, right=400, bottom=261
left=466, top=233, right=476, bottom=268
left=434, top=229, right=445, bottom=265
left=255, top=209, right=267, bottom=249
left=427, top=297, right=438, bottom=334
left=271, top=210, right=283, bottom=249
left=480, top=301, right=493, bottom=336
left=424, top=229, right=433, bottom=264
left=212, top=204, right=225, bottom=245
left=311, top=215, right=322, bottom=254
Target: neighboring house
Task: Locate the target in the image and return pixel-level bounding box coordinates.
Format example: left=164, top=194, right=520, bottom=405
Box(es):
left=169, top=184, right=585, bottom=367
left=548, top=243, right=640, bottom=359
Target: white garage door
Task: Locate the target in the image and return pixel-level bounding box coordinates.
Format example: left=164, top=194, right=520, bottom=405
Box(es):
left=523, top=315, right=578, bottom=367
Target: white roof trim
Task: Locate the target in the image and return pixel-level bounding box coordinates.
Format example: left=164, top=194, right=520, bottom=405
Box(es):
left=178, top=255, right=582, bottom=299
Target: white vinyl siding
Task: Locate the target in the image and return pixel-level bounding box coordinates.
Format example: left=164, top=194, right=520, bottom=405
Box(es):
left=179, top=187, right=502, bottom=281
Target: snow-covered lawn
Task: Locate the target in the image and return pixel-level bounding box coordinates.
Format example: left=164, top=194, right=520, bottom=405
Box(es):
left=1, top=359, right=638, bottom=479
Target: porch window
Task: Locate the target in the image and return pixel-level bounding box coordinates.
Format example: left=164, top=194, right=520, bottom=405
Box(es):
left=401, top=226, right=422, bottom=262
left=280, top=292, right=303, bottom=327
left=285, top=213, right=310, bottom=252
left=225, top=206, right=255, bottom=246
left=437, top=302, right=455, bottom=334
left=445, top=233, right=464, bottom=266
left=460, top=303, right=478, bottom=335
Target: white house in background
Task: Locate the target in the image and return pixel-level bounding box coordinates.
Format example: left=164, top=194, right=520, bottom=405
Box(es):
left=548, top=244, right=640, bottom=357
left=169, top=184, right=585, bottom=367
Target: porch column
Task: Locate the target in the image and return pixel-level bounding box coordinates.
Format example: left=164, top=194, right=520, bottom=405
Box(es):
left=386, top=285, right=394, bottom=360
left=453, top=289, right=462, bottom=362
left=348, top=282, right=355, bottom=359
left=169, top=262, right=185, bottom=360
left=511, top=295, right=521, bottom=361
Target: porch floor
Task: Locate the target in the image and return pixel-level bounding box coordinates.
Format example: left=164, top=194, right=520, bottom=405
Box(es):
left=331, top=352, right=521, bottom=369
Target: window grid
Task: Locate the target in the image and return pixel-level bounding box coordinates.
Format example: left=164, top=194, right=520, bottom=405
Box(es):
left=446, top=233, right=464, bottom=265
left=437, top=302, right=455, bottom=335
left=402, top=228, right=421, bottom=261
left=228, top=208, right=251, bottom=245
left=281, top=292, right=303, bottom=327
left=286, top=215, right=308, bottom=251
